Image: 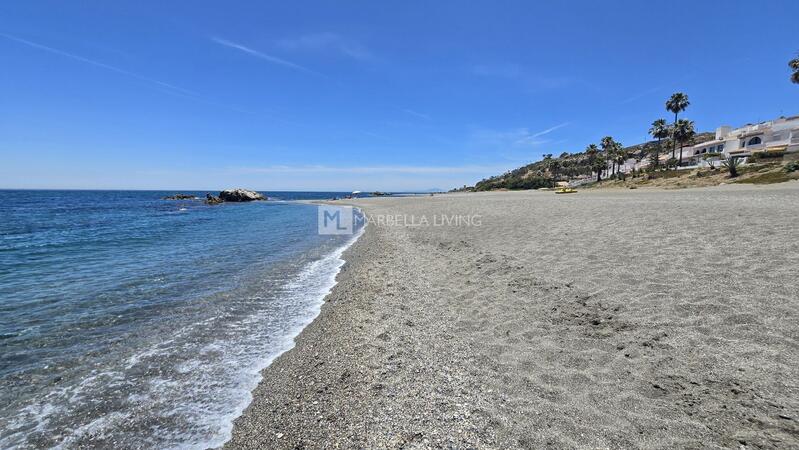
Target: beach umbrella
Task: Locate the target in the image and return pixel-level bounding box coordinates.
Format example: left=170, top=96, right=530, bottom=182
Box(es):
left=352, top=190, right=361, bottom=195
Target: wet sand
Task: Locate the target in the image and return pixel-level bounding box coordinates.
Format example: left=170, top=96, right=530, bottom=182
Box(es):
left=227, top=183, right=799, bottom=449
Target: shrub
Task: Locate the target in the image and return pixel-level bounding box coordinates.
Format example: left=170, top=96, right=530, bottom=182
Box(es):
left=722, top=157, right=742, bottom=178
left=747, top=151, right=783, bottom=162
left=784, top=161, right=799, bottom=173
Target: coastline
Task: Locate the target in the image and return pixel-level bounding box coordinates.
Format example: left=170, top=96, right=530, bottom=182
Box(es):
left=224, top=209, right=388, bottom=449
left=213, top=215, right=365, bottom=447
left=227, top=185, right=799, bottom=448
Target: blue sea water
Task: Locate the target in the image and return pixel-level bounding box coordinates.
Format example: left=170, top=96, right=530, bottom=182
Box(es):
left=0, top=190, right=363, bottom=448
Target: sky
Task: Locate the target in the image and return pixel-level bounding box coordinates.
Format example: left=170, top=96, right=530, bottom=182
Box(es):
left=1, top=1, right=798, bottom=191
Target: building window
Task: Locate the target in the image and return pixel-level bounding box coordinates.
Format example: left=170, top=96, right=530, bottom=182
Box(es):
left=741, top=140, right=746, bottom=148
left=718, top=144, right=724, bottom=152
left=748, top=136, right=762, bottom=146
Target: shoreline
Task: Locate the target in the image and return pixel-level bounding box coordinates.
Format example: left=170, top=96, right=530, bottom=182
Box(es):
left=215, top=215, right=366, bottom=447
left=227, top=186, right=799, bottom=448
left=224, top=208, right=385, bottom=448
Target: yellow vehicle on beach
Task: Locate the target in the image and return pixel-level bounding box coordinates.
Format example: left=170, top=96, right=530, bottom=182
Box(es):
left=555, top=187, right=577, bottom=194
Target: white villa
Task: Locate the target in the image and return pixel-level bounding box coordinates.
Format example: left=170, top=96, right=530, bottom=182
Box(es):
left=689, top=115, right=799, bottom=161
left=611, top=114, right=799, bottom=175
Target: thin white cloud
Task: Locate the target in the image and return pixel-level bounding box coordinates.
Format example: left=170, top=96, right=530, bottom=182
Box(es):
left=530, top=122, right=570, bottom=138
left=0, top=33, right=195, bottom=95
left=211, top=37, right=321, bottom=76
left=472, top=123, right=569, bottom=148
left=275, top=32, right=372, bottom=61
left=402, top=109, right=431, bottom=121
left=0, top=33, right=321, bottom=126
left=232, top=164, right=509, bottom=175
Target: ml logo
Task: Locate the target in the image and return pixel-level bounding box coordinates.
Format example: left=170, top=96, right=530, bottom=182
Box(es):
left=318, top=205, right=354, bottom=235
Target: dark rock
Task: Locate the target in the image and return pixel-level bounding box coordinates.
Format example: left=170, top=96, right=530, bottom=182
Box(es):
left=218, top=189, right=266, bottom=202
left=163, top=193, right=197, bottom=200
left=204, top=194, right=223, bottom=205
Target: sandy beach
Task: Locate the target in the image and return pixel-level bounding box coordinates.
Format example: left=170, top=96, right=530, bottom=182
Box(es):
left=227, top=184, right=799, bottom=449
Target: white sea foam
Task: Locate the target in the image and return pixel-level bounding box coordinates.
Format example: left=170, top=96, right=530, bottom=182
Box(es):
left=1, top=209, right=366, bottom=450
left=208, top=219, right=366, bottom=449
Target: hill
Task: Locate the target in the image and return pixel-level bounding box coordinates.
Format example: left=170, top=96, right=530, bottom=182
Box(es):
left=461, top=132, right=715, bottom=191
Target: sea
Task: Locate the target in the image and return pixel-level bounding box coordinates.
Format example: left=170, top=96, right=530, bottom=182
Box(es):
left=0, top=190, right=365, bottom=449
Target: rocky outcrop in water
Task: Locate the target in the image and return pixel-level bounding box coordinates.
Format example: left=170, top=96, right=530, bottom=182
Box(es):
left=163, top=194, right=197, bottom=200
left=205, top=194, right=223, bottom=205
left=218, top=189, right=266, bottom=202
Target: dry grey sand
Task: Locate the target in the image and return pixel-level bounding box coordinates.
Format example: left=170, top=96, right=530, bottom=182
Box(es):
left=227, top=183, right=799, bottom=449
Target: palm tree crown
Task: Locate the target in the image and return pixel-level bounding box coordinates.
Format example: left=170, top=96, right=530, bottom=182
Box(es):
left=673, top=119, right=695, bottom=143
left=666, top=93, right=690, bottom=120
left=600, top=136, right=615, bottom=151
left=649, top=119, right=670, bottom=140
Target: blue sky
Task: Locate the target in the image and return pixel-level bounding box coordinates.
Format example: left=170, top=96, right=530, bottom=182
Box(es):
left=1, top=1, right=798, bottom=191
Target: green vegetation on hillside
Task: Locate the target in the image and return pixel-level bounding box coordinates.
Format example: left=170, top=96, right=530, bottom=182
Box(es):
left=462, top=92, right=733, bottom=191
left=466, top=131, right=715, bottom=191
left=460, top=89, right=799, bottom=192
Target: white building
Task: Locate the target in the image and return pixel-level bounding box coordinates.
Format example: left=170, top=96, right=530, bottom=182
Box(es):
left=597, top=115, right=799, bottom=177
left=690, top=115, right=799, bottom=161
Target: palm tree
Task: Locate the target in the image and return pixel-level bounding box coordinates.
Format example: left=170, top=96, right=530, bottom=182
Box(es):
left=648, top=119, right=670, bottom=170
left=585, top=144, right=602, bottom=182
left=791, top=54, right=799, bottom=84
left=600, top=136, right=616, bottom=178
left=614, top=142, right=627, bottom=179
left=666, top=93, right=690, bottom=161
left=673, top=119, right=696, bottom=166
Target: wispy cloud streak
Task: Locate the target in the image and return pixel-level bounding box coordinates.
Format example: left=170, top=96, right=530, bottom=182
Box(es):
left=0, top=33, right=195, bottom=95
left=530, top=122, right=569, bottom=138
left=471, top=123, right=569, bottom=148
left=276, top=33, right=372, bottom=61
left=211, top=37, right=320, bottom=76
left=402, top=109, right=431, bottom=121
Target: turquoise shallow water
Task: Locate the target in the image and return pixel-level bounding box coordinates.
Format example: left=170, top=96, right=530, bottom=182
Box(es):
left=0, top=190, right=362, bottom=448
